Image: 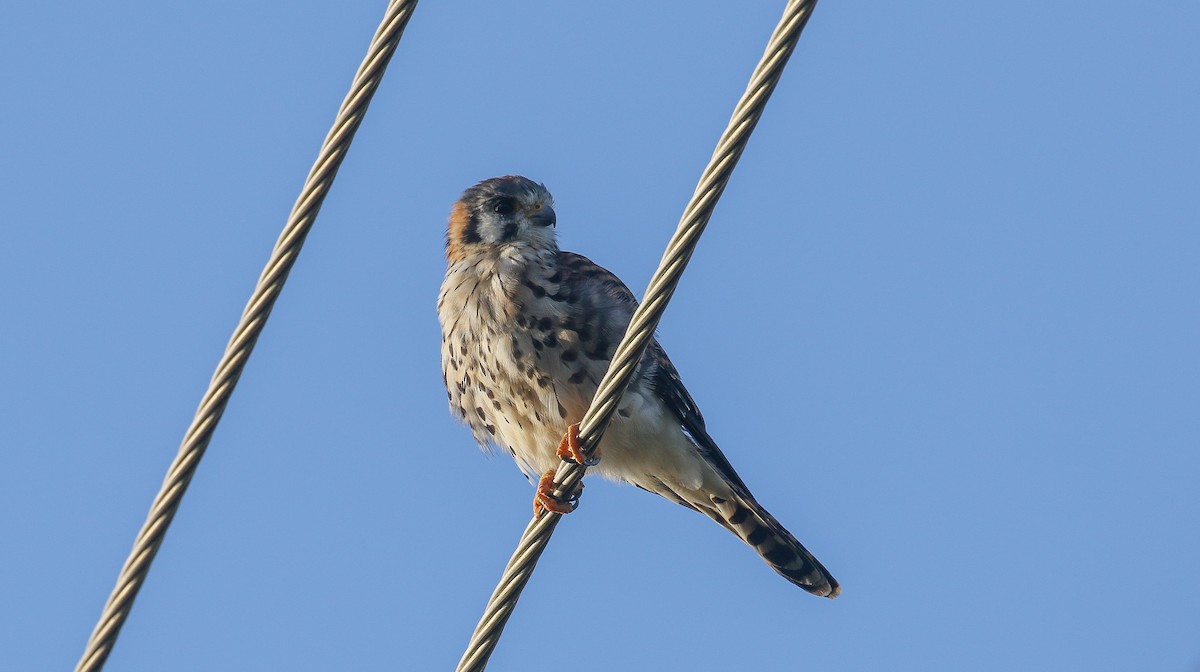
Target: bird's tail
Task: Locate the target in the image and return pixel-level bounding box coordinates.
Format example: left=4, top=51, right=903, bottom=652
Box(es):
left=707, top=493, right=840, bottom=598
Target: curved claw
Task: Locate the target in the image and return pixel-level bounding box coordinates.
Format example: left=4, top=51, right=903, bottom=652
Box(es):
left=533, top=469, right=584, bottom=517
left=555, top=423, right=600, bottom=466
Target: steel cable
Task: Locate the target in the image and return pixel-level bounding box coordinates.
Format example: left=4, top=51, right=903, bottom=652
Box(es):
left=73, top=2, right=420, bottom=670
left=455, top=1, right=820, bottom=669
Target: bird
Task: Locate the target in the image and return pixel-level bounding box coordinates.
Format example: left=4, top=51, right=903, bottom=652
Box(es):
left=437, top=175, right=839, bottom=598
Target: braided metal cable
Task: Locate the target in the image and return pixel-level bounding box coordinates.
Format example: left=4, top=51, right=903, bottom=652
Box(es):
left=455, top=1, right=819, bottom=669
left=74, top=2, right=419, bottom=670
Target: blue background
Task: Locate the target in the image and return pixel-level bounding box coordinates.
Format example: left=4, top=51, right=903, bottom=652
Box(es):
left=2, top=1, right=1197, bottom=670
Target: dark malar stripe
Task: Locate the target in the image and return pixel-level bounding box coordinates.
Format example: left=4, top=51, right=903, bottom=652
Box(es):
left=462, top=213, right=482, bottom=244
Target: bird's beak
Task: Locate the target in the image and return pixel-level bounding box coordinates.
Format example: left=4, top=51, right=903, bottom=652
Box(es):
left=527, top=203, right=556, bottom=228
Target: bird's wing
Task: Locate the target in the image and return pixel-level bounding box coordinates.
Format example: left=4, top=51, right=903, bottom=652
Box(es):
left=556, top=251, right=751, bottom=495
left=647, top=345, right=752, bottom=495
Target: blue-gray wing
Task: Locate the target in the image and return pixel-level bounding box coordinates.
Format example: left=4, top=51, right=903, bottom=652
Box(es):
left=556, top=251, right=751, bottom=495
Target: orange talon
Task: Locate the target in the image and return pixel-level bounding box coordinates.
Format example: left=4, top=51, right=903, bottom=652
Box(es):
left=555, top=422, right=598, bottom=465
left=534, top=469, right=579, bottom=517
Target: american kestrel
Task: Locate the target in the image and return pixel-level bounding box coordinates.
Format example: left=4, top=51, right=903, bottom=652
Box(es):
left=438, top=175, right=839, bottom=597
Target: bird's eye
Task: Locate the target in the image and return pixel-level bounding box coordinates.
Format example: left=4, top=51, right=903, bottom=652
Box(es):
left=492, top=199, right=516, bottom=215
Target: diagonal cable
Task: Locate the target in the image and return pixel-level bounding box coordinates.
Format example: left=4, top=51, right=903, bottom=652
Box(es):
left=454, top=1, right=820, bottom=670
left=73, top=2, right=420, bottom=670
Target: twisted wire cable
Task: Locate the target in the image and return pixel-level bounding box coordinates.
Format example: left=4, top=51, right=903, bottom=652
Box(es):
left=73, top=2, right=420, bottom=670
left=455, top=1, right=820, bottom=669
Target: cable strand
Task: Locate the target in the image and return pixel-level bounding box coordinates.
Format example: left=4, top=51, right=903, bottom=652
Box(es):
left=73, top=3, right=420, bottom=670
left=454, top=1, right=819, bottom=670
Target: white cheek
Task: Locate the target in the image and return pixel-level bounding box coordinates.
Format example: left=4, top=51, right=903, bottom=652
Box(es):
left=522, top=223, right=558, bottom=247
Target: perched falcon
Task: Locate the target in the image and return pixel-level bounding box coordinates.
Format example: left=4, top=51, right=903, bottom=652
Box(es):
left=437, top=175, right=839, bottom=597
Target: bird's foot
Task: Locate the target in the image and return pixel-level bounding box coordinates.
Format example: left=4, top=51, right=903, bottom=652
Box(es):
left=556, top=422, right=599, bottom=466
left=534, top=469, right=583, bottom=517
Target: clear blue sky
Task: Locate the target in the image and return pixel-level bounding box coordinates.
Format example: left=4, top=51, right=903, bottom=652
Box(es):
left=2, top=2, right=1197, bottom=670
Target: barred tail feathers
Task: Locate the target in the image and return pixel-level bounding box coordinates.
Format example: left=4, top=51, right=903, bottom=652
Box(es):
left=711, top=493, right=840, bottom=598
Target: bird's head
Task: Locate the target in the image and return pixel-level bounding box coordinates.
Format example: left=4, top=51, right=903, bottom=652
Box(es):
left=446, top=175, right=557, bottom=262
